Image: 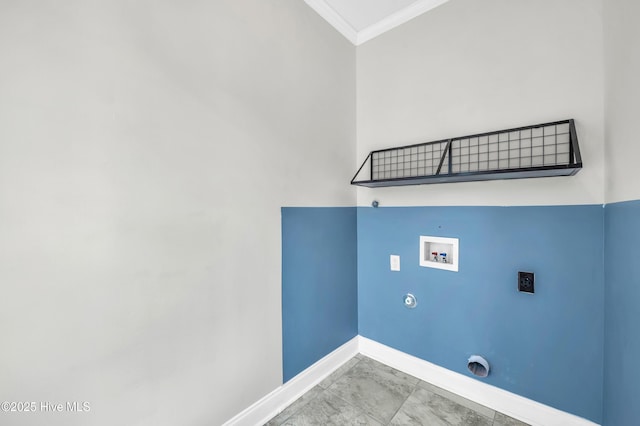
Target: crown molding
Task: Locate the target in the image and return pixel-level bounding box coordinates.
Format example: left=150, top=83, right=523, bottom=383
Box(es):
left=357, top=0, right=450, bottom=45
left=305, top=0, right=450, bottom=46
left=304, top=0, right=358, bottom=45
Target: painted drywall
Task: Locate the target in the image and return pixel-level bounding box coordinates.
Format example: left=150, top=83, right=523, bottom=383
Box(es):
left=0, top=1, right=355, bottom=425
left=356, top=0, right=604, bottom=207
left=281, top=207, right=358, bottom=382
left=358, top=206, right=604, bottom=423
left=603, top=1, right=640, bottom=424
left=603, top=200, right=640, bottom=426
left=604, top=0, right=640, bottom=204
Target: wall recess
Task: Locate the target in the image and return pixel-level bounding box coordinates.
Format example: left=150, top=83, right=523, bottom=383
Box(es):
left=419, top=236, right=459, bottom=272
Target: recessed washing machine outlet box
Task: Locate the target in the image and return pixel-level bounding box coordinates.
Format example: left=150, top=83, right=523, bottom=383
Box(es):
left=419, top=236, right=459, bottom=272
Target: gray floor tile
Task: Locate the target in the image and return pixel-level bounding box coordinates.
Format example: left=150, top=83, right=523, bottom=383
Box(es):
left=327, top=356, right=418, bottom=424
left=359, top=357, right=420, bottom=386
left=277, top=390, right=383, bottom=426
left=418, top=381, right=495, bottom=419
left=318, top=357, right=361, bottom=389
left=493, top=412, right=530, bottom=426
left=389, top=387, right=493, bottom=426
left=267, top=355, right=533, bottom=426
left=265, top=385, right=325, bottom=425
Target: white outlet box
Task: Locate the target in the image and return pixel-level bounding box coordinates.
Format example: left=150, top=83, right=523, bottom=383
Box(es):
left=419, top=236, right=459, bottom=272
left=390, top=255, right=400, bottom=271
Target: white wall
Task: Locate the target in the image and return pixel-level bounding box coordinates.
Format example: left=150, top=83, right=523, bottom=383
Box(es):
left=0, top=1, right=355, bottom=425
left=356, top=0, right=604, bottom=207
left=604, top=0, right=640, bottom=204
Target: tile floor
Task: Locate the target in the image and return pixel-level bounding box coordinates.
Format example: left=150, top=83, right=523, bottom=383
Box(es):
left=265, top=355, right=529, bottom=426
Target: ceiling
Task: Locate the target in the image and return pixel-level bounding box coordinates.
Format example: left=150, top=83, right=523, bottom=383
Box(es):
left=304, top=0, right=450, bottom=45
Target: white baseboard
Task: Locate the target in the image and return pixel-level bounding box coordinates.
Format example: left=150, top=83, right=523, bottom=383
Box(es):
left=222, top=336, right=359, bottom=426
left=358, top=336, right=599, bottom=426
left=224, top=335, right=599, bottom=426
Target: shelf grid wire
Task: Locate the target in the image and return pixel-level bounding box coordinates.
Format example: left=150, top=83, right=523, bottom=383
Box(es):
left=371, top=122, right=572, bottom=180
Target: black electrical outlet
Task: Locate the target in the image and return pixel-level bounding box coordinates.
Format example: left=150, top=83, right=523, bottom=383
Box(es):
left=518, top=271, right=535, bottom=294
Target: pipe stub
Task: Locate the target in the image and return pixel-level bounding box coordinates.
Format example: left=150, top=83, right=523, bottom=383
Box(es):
left=467, top=355, right=490, bottom=378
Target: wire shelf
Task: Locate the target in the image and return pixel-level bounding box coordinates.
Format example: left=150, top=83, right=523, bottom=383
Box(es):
left=351, top=119, right=582, bottom=187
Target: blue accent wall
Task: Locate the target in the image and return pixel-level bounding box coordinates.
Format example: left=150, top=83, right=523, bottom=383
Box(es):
left=603, top=200, right=640, bottom=426
left=357, top=205, right=604, bottom=423
left=281, top=207, right=358, bottom=382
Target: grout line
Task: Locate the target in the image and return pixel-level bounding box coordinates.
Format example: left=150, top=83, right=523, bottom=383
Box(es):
left=384, top=381, right=421, bottom=425
left=323, top=356, right=406, bottom=425
left=274, top=352, right=528, bottom=426
left=322, top=358, right=390, bottom=425
left=324, top=387, right=386, bottom=425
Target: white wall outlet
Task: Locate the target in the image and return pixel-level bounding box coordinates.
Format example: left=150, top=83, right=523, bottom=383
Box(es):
left=390, top=255, right=400, bottom=271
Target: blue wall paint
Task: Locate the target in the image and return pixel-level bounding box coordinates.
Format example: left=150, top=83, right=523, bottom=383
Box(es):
left=281, top=207, right=358, bottom=382
left=603, top=200, right=640, bottom=426
left=357, top=205, right=604, bottom=423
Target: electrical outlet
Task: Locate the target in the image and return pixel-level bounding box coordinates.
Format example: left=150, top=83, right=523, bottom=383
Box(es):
left=518, top=271, right=535, bottom=294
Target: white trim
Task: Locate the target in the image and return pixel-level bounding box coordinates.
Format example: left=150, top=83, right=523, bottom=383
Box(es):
left=357, top=0, right=450, bottom=45
left=358, top=336, right=599, bottom=426
left=224, top=335, right=599, bottom=426
left=419, top=235, right=459, bottom=272
left=305, top=0, right=451, bottom=46
left=221, top=337, right=359, bottom=426
left=303, top=0, right=358, bottom=45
